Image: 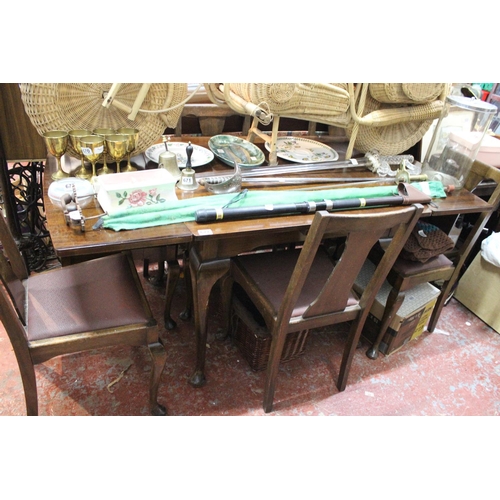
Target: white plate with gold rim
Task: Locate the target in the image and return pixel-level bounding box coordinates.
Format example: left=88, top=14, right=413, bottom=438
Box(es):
left=265, top=137, right=339, bottom=163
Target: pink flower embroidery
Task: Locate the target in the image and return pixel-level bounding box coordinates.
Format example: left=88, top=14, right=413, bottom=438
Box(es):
left=128, top=189, right=148, bottom=207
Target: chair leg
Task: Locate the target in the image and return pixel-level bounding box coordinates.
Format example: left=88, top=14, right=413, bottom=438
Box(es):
left=366, top=288, right=405, bottom=360
left=143, top=258, right=150, bottom=279
left=263, top=327, right=288, bottom=413
left=147, top=340, right=168, bottom=416
left=337, top=317, right=367, bottom=392
left=427, top=283, right=451, bottom=333
left=20, top=362, right=38, bottom=416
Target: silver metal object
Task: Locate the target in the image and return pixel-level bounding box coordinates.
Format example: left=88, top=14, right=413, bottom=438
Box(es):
left=178, top=142, right=199, bottom=191
left=199, top=161, right=242, bottom=193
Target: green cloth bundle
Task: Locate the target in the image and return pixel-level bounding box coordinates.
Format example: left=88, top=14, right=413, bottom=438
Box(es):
left=101, top=181, right=446, bottom=231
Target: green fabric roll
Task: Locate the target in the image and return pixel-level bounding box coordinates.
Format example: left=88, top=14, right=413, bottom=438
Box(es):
left=101, top=181, right=446, bottom=231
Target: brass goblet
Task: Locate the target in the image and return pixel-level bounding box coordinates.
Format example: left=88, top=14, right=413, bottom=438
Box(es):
left=79, top=135, right=104, bottom=183
left=117, top=127, right=139, bottom=172
left=93, top=128, right=116, bottom=175
left=69, top=129, right=93, bottom=179
left=105, top=134, right=129, bottom=174
left=43, top=130, right=69, bottom=181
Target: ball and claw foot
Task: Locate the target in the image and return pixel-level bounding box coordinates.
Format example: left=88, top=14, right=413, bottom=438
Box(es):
left=189, top=371, right=207, bottom=388
left=164, top=316, right=177, bottom=330
left=151, top=403, right=168, bottom=416
left=179, top=309, right=191, bottom=321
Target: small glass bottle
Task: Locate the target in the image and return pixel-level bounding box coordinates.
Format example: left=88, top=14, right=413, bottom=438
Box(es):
left=422, top=95, right=497, bottom=189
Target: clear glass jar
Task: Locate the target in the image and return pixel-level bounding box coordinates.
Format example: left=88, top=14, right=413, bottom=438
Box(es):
left=422, top=95, right=497, bottom=189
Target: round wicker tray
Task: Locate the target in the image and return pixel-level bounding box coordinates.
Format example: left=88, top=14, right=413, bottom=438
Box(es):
left=19, top=83, right=187, bottom=159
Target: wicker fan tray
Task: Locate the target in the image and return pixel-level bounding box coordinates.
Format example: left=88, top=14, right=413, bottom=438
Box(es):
left=230, top=294, right=309, bottom=372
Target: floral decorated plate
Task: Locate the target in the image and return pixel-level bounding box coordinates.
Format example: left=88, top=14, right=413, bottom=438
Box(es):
left=265, top=137, right=339, bottom=164
left=208, top=135, right=265, bottom=167
left=145, top=142, right=214, bottom=168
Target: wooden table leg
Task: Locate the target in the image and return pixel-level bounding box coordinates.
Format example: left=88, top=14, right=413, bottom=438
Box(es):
left=188, top=246, right=230, bottom=387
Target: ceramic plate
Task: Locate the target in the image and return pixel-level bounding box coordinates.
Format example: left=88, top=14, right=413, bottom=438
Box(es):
left=208, top=135, right=265, bottom=167
left=265, top=137, right=339, bottom=163
left=145, top=142, right=214, bottom=168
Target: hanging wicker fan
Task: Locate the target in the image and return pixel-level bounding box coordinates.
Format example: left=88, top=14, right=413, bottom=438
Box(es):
left=19, top=83, right=188, bottom=158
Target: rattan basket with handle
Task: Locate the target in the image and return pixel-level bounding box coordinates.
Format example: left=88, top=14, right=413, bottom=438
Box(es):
left=19, top=83, right=187, bottom=159
left=369, top=83, right=447, bottom=104
left=206, top=83, right=449, bottom=158
left=345, top=90, right=439, bottom=156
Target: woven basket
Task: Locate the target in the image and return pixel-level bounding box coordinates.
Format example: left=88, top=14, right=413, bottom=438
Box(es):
left=213, top=83, right=448, bottom=156
left=19, top=83, right=187, bottom=159
left=230, top=295, right=309, bottom=372
left=345, top=90, right=439, bottom=155
left=369, top=83, right=447, bottom=104
left=227, top=83, right=350, bottom=122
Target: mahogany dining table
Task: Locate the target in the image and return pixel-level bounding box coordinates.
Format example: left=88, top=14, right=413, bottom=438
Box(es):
left=42, top=136, right=493, bottom=388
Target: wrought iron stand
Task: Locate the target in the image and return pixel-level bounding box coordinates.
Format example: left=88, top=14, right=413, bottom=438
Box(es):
left=0, top=145, right=55, bottom=272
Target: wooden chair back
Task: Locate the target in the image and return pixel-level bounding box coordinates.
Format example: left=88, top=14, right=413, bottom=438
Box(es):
left=279, top=206, right=423, bottom=328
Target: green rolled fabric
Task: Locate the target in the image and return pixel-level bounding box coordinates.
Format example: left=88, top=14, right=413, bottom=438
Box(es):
left=101, top=181, right=446, bottom=231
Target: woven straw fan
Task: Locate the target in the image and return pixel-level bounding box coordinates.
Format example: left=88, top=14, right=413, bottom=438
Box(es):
left=19, top=83, right=192, bottom=159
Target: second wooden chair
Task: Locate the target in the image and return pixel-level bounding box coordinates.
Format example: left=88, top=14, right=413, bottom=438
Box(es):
left=220, top=204, right=423, bottom=413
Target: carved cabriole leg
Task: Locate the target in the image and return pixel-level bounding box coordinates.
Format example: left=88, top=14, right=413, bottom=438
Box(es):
left=188, top=247, right=230, bottom=388
left=366, top=288, right=405, bottom=360
left=148, top=340, right=167, bottom=416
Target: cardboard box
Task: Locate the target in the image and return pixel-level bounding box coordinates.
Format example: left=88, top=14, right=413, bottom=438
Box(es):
left=354, top=260, right=440, bottom=355
left=476, top=134, right=500, bottom=168
left=455, top=253, right=500, bottom=333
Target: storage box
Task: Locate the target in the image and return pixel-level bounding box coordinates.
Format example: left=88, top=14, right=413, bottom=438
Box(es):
left=476, top=134, right=500, bottom=167
left=95, top=169, right=177, bottom=215
left=354, top=260, right=440, bottom=355
left=455, top=253, right=500, bottom=333
left=230, top=294, right=309, bottom=371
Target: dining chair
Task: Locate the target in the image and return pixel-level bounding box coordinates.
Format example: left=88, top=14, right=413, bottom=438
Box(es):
left=366, top=159, right=500, bottom=359
left=220, top=204, right=423, bottom=413
left=0, top=209, right=168, bottom=416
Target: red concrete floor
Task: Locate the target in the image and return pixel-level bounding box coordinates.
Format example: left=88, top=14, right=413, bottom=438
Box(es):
left=1, top=258, right=500, bottom=417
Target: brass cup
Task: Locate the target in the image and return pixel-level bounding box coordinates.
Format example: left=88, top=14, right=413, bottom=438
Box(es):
left=93, top=128, right=117, bottom=175
left=79, top=135, right=105, bottom=182
left=69, top=129, right=93, bottom=179
left=43, top=130, right=69, bottom=181
left=117, top=127, right=139, bottom=172
left=105, top=134, right=129, bottom=173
